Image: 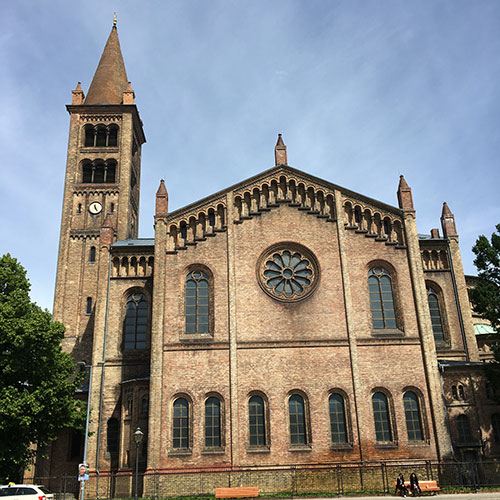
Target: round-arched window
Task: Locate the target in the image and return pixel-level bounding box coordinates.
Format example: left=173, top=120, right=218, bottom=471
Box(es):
left=257, top=242, right=319, bottom=302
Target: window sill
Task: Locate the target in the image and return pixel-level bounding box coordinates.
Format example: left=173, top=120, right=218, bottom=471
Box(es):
left=407, top=440, right=430, bottom=447
left=374, top=442, right=398, bottom=449
left=201, top=447, right=225, bottom=455
left=329, top=443, right=354, bottom=451
left=246, top=446, right=271, bottom=454
left=168, top=449, right=192, bottom=457
left=180, top=333, right=214, bottom=342
left=371, top=329, right=404, bottom=338
left=288, top=445, right=312, bottom=452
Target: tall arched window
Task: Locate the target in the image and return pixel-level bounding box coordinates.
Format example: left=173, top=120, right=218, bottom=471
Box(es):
left=89, top=246, right=96, bottom=263
left=368, top=267, right=397, bottom=329
left=172, top=398, right=189, bottom=449
left=372, top=392, right=393, bottom=442
left=124, top=293, right=147, bottom=350
left=492, top=414, right=500, bottom=444
left=457, top=414, right=473, bottom=443
left=289, top=394, right=308, bottom=445
left=249, top=395, right=266, bottom=447
left=107, top=417, right=119, bottom=454
left=427, top=286, right=445, bottom=342
left=403, top=391, right=423, bottom=441
left=185, top=271, right=209, bottom=333
left=205, top=397, right=221, bottom=448
left=329, top=393, right=348, bottom=444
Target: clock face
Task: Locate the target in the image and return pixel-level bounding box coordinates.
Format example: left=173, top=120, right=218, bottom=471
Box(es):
left=89, top=202, right=102, bottom=215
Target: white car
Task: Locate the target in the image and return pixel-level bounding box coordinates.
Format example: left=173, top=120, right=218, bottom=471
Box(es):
left=0, top=485, right=54, bottom=500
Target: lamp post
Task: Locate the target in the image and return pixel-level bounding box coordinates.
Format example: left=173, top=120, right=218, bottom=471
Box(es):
left=134, top=427, right=144, bottom=500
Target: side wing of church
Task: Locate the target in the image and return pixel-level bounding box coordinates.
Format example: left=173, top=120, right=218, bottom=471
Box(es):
left=39, top=23, right=500, bottom=493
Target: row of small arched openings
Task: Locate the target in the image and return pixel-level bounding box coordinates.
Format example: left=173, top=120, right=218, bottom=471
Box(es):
left=112, top=255, right=154, bottom=277
left=421, top=249, right=449, bottom=270
left=234, top=177, right=336, bottom=221
left=81, top=158, right=117, bottom=184
left=167, top=204, right=226, bottom=251
left=344, top=201, right=405, bottom=246
left=84, top=123, right=119, bottom=148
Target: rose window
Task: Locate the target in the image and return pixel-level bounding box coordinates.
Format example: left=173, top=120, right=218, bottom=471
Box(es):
left=257, top=243, right=319, bottom=302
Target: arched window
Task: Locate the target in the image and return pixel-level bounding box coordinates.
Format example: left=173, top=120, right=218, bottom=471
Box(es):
left=403, top=391, right=423, bottom=441
left=93, top=161, right=105, bottom=183
left=82, top=162, right=93, bottom=183
left=124, top=293, right=147, bottom=350
left=372, top=392, right=393, bottom=442
left=108, top=125, right=119, bottom=147
left=459, top=385, right=465, bottom=400
left=457, top=414, right=473, bottom=443
left=368, top=267, right=397, bottom=329
left=185, top=270, right=209, bottom=333
left=96, top=126, right=107, bottom=147
left=172, top=398, right=189, bottom=449
left=205, top=397, right=221, bottom=448
left=84, top=125, right=95, bottom=147
left=89, top=246, right=96, bottom=263
left=106, top=161, right=116, bottom=183
left=249, top=395, right=267, bottom=447
left=289, top=393, right=308, bottom=445
left=329, top=393, right=348, bottom=444
left=86, top=297, right=92, bottom=315
left=427, top=286, right=445, bottom=342
left=107, top=417, right=119, bottom=454
left=492, top=414, right=500, bottom=444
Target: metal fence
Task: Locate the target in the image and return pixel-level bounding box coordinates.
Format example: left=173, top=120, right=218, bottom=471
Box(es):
left=25, top=460, right=500, bottom=499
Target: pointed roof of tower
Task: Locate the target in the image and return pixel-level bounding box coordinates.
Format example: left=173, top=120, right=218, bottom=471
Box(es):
left=274, top=133, right=288, bottom=166
left=85, top=24, right=129, bottom=105
left=441, top=201, right=452, bottom=217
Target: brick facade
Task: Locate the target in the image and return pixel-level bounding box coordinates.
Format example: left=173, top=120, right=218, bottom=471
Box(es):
left=39, top=23, right=500, bottom=495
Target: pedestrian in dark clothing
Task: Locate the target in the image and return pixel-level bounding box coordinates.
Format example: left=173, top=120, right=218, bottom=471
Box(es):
left=409, top=473, right=420, bottom=496
left=395, top=473, right=408, bottom=497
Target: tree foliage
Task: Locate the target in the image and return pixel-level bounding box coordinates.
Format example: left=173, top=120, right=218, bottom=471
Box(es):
left=470, top=224, right=500, bottom=396
left=0, top=254, right=85, bottom=483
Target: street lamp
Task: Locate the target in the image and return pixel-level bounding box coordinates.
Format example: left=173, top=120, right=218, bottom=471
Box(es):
left=134, top=427, right=144, bottom=500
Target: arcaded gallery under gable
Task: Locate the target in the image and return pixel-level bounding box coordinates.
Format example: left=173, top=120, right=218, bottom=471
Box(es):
left=37, top=22, right=500, bottom=496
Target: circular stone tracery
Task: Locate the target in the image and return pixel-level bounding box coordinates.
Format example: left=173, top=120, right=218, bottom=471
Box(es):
left=257, top=243, right=319, bottom=302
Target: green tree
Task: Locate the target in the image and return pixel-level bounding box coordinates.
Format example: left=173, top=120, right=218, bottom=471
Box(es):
left=0, top=254, right=85, bottom=483
left=470, top=224, right=500, bottom=398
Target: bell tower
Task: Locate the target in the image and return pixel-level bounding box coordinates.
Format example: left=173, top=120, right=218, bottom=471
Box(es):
left=54, top=22, right=146, bottom=356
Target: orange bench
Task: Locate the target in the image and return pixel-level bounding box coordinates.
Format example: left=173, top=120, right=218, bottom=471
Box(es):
left=215, top=487, right=259, bottom=498
left=394, top=480, right=440, bottom=495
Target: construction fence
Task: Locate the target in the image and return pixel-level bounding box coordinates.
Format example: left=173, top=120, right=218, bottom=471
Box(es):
left=26, top=460, right=500, bottom=499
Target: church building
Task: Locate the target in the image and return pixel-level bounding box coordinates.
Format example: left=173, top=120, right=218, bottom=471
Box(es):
left=39, top=22, right=500, bottom=495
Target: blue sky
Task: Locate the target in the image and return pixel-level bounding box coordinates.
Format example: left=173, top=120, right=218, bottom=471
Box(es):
left=1, top=0, right=499, bottom=311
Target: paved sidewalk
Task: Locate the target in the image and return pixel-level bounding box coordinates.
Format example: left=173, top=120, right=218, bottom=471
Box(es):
left=297, top=492, right=500, bottom=500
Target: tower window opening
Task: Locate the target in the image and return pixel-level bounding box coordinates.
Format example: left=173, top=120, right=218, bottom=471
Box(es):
left=86, top=297, right=92, bottom=315
left=89, top=246, right=96, bottom=263
left=81, top=160, right=117, bottom=184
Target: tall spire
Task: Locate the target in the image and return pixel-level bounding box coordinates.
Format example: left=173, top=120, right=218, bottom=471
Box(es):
left=84, top=24, right=129, bottom=105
